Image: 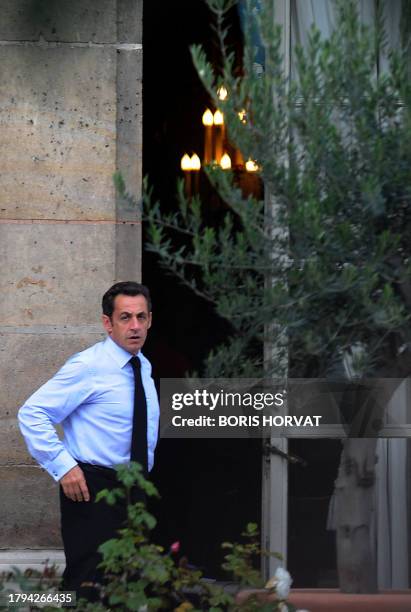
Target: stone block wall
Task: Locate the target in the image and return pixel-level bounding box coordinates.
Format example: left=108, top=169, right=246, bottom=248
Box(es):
left=0, top=0, right=143, bottom=551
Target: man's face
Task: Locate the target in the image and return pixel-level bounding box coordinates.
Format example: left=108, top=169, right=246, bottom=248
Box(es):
left=102, top=294, right=152, bottom=354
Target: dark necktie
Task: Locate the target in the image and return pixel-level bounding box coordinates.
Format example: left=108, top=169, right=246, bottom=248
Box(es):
left=129, top=356, right=148, bottom=476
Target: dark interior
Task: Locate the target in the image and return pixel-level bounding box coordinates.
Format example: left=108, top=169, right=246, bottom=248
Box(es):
left=142, top=0, right=340, bottom=584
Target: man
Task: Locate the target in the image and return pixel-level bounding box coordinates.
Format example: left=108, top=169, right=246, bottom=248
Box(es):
left=18, top=281, right=159, bottom=598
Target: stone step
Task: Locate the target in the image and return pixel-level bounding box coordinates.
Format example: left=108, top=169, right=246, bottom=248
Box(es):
left=0, top=549, right=65, bottom=575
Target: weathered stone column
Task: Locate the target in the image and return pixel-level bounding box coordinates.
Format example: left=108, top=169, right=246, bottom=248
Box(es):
left=0, top=0, right=142, bottom=565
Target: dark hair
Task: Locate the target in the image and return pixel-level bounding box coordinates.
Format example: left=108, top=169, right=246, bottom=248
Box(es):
left=102, top=281, right=152, bottom=317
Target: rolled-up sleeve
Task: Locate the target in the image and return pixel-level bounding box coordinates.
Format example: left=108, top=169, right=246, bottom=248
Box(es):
left=18, top=357, right=95, bottom=482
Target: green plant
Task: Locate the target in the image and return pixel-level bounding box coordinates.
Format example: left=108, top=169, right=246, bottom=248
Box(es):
left=0, top=463, right=294, bottom=611
left=77, top=462, right=294, bottom=611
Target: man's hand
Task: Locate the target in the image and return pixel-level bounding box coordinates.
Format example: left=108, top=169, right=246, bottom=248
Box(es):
left=60, top=465, right=90, bottom=502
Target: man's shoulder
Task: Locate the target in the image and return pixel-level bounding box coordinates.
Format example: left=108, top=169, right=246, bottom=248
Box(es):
left=65, top=339, right=107, bottom=367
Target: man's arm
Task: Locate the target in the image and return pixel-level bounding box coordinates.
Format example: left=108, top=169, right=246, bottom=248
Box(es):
left=18, top=355, right=94, bottom=500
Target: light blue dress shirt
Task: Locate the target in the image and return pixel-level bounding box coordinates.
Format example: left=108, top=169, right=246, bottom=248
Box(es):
left=18, top=336, right=160, bottom=482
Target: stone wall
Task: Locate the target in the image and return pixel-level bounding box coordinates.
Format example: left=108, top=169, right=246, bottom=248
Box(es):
left=0, top=0, right=143, bottom=553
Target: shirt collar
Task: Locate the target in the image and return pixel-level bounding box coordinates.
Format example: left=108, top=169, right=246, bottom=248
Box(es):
left=103, top=336, right=139, bottom=369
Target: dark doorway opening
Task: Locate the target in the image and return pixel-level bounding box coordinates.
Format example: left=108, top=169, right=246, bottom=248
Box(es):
left=142, top=0, right=261, bottom=578
left=142, top=0, right=340, bottom=585
left=288, top=439, right=340, bottom=587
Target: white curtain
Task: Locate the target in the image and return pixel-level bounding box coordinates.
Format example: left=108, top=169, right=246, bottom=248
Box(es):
left=380, top=0, right=403, bottom=73
left=374, top=380, right=409, bottom=589
left=291, top=0, right=405, bottom=77
left=291, top=0, right=337, bottom=50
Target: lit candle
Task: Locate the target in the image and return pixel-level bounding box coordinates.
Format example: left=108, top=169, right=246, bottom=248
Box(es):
left=181, top=154, right=192, bottom=171
left=245, top=159, right=259, bottom=172
left=191, top=153, right=201, bottom=193
left=181, top=153, right=192, bottom=197
left=202, top=109, right=213, bottom=164
left=217, top=85, right=228, bottom=101
left=220, top=153, right=232, bottom=170
left=213, top=110, right=224, bottom=163
left=190, top=153, right=201, bottom=171
left=234, top=148, right=244, bottom=167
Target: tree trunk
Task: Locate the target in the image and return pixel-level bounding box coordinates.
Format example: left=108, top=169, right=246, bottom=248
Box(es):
left=334, top=438, right=378, bottom=593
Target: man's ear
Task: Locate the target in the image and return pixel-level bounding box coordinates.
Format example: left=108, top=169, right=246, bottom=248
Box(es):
left=102, top=314, right=113, bottom=334
left=148, top=312, right=152, bottom=330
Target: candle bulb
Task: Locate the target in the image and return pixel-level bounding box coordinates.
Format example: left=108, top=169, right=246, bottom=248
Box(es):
left=220, top=153, right=232, bottom=170
left=190, top=153, right=201, bottom=171
left=191, top=153, right=201, bottom=194
left=245, top=159, right=259, bottom=172
left=202, top=109, right=213, bottom=164
left=181, top=154, right=192, bottom=171
left=217, top=85, right=228, bottom=101
left=181, top=153, right=192, bottom=197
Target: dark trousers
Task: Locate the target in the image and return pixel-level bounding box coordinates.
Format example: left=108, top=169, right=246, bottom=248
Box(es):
left=59, top=462, right=144, bottom=599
